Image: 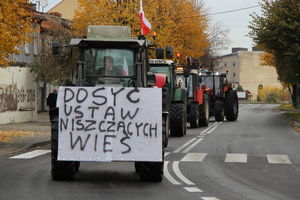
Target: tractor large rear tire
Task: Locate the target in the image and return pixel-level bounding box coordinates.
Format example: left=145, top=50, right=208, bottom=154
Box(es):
left=214, top=100, right=224, bottom=122
left=138, top=161, right=163, bottom=182
left=189, top=102, right=199, bottom=128
left=162, top=115, right=169, bottom=148
left=51, top=117, right=78, bottom=181
left=199, top=97, right=209, bottom=127
left=170, top=103, right=187, bottom=137
left=225, top=89, right=239, bottom=121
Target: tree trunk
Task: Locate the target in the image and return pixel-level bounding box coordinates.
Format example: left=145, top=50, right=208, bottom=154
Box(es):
left=292, top=84, right=300, bottom=108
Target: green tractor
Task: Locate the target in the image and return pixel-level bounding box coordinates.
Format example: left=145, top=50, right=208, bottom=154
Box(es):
left=175, top=66, right=210, bottom=128
left=50, top=26, right=168, bottom=182
left=149, top=58, right=188, bottom=137
left=198, top=70, right=239, bottom=122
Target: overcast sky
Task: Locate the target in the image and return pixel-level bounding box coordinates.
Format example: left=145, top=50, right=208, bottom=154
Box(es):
left=38, top=0, right=262, bottom=55
left=203, top=0, right=262, bottom=54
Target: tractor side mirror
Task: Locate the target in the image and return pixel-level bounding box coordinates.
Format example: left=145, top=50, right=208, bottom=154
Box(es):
left=183, top=68, right=190, bottom=78
left=156, top=48, right=164, bottom=59
left=165, top=46, right=174, bottom=59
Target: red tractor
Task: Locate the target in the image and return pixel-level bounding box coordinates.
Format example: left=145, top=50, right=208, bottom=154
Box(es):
left=175, top=66, right=210, bottom=128
left=198, top=70, right=239, bottom=122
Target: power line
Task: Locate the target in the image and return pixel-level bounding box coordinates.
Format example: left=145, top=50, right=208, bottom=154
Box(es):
left=208, top=5, right=260, bottom=16
left=178, top=5, right=260, bottom=19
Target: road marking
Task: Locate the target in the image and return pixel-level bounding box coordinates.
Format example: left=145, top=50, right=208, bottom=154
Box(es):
left=225, top=153, right=247, bottom=163
left=201, top=197, right=220, bottom=200
left=173, top=161, right=195, bottom=185
left=174, top=138, right=197, bottom=153
left=164, top=161, right=181, bottom=185
left=182, top=138, right=203, bottom=153
left=206, top=125, right=219, bottom=134
left=10, top=150, right=50, bottom=159
left=181, top=153, right=207, bottom=162
left=200, top=125, right=214, bottom=134
left=183, top=187, right=203, bottom=192
left=165, top=152, right=171, bottom=157
left=267, top=154, right=291, bottom=164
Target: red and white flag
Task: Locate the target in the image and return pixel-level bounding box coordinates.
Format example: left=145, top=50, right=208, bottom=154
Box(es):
left=139, top=0, right=152, bottom=35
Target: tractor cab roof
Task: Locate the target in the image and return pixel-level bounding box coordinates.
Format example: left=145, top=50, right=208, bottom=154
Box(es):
left=69, top=25, right=147, bottom=48
left=198, top=71, right=227, bottom=77
left=149, top=59, right=174, bottom=65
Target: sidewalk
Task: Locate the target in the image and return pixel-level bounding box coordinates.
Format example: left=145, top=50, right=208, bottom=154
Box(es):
left=0, top=112, right=51, bottom=156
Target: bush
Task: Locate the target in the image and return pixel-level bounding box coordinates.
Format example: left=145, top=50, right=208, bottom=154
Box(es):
left=257, top=86, right=283, bottom=103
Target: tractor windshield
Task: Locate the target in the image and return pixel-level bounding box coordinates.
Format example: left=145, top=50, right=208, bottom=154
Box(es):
left=176, top=74, right=194, bottom=97
left=84, top=48, right=134, bottom=86
left=200, top=75, right=221, bottom=94
left=150, top=65, right=170, bottom=83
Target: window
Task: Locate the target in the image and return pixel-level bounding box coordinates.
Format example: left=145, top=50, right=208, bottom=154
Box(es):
left=150, top=65, right=170, bottom=83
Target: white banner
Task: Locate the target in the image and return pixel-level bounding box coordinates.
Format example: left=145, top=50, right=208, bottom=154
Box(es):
left=237, top=91, right=246, bottom=99
left=57, top=87, right=162, bottom=162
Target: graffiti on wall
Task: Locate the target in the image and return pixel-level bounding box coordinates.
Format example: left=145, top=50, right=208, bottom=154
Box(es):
left=0, top=84, right=35, bottom=113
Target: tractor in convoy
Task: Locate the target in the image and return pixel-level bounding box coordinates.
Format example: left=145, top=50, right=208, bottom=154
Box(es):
left=175, top=56, right=238, bottom=126
left=175, top=64, right=210, bottom=128
left=198, top=70, right=239, bottom=122
left=50, top=25, right=169, bottom=182
left=149, top=56, right=187, bottom=137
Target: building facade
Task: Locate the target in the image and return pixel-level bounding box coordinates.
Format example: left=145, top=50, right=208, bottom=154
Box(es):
left=47, top=0, right=78, bottom=20
left=0, top=11, right=71, bottom=124
left=215, top=50, right=282, bottom=100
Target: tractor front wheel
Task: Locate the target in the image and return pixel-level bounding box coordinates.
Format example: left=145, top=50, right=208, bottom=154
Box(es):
left=189, top=102, right=199, bottom=128
left=225, top=89, right=239, bottom=121
left=214, top=100, right=224, bottom=122
left=199, top=97, right=210, bottom=126
left=170, top=103, right=187, bottom=137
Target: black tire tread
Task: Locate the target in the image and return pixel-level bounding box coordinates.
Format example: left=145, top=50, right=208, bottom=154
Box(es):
left=199, top=96, right=209, bottom=126
left=214, top=100, right=224, bottom=122
left=139, top=162, right=163, bottom=182
left=51, top=118, right=77, bottom=181
left=170, top=103, right=186, bottom=137
left=225, top=89, right=239, bottom=121
left=189, top=102, right=199, bottom=128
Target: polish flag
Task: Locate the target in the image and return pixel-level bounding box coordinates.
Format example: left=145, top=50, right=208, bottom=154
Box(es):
left=139, top=0, right=152, bottom=35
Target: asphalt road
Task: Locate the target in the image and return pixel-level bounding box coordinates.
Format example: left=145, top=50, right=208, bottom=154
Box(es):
left=0, top=104, right=300, bottom=200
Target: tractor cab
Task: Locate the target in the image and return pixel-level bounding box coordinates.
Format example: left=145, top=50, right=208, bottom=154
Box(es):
left=149, top=57, right=188, bottom=137
left=198, top=71, right=229, bottom=97
left=70, top=26, right=151, bottom=88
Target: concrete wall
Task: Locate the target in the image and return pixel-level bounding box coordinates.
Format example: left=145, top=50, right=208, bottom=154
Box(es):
left=216, top=51, right=282, bottom=100
left=47, top=0, right=78, bottom=20
left=0, top=67, right=37, bottom=124
left=238, top=51, right=282, bottom=99
left=215, top=53, right=240, bottom=87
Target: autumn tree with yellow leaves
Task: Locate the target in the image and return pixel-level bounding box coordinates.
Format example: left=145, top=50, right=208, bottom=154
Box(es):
left=73, top=0, right=210, bottom=61
left=0, top=0, right=35, bottom=66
